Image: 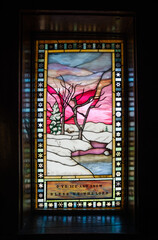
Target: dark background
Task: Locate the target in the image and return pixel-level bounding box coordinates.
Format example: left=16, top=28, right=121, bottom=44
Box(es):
left=1, top=1, right=157, bottom=239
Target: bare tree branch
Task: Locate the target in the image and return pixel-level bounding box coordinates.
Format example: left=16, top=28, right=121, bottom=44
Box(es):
left=98, top=96, right=107, bottom=102
left=72, top=96, right=93, bottom=109
left=65, top=114, right=75, bottom=122
left=76, top=88, right=85, bottom=102
left=49, top=71, right=110, bottom=139
left=77, top=111, right=86, bottom=118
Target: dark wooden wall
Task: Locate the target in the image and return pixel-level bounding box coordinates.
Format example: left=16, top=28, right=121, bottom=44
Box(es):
left=1, top=1, right=157, bottom=239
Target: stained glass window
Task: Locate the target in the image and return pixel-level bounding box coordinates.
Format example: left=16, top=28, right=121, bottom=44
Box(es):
left=34, top=40, right=125, bottom=210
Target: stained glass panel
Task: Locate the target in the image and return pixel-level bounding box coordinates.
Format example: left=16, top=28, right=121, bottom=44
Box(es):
left=34, top=40, right=124, bottom=210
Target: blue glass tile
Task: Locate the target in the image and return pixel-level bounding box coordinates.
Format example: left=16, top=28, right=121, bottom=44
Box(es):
left=129, top=107, right=135, bottom=111
left=129, top=127, right=135, bottom=131
left=37, top=139, right=43, bottom=142
left=38, top=189, right=44, bottom=192
left=115, top=68, right=121, bottom=71
left=54, top=202, right=57, bottom=208
left=24, top=78, right=30, bottom=82
left=37, top=119, right=43, bottom=122
left=128, top=78, right=134, bottom=82
left=37, top=88, right=44, bottom=92
left=116, top=118, right=122, bottom=121
left=37, top=108, right=44, bottom=112
left=22, top=109, right=30, bottom=112
left=93, top=202, right=96, bottom=208
left=38, top=78, right=44, bottom=82
left=38, top=50, right=45, bottom=53
left=23, top=88, right=30, bottom=92
left=37, top=98, right=44, bottom=101
left=38, top=69, right=44, bottom=72
left=115, top=78, right=121, bottom=81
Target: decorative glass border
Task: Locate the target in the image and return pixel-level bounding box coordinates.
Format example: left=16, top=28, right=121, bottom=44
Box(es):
left=34, top=40, right=124, bottom=210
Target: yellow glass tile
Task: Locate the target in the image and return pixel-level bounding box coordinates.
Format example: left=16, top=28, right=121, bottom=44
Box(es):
left=44, top=176, right=62, bottom=179
left=62, top=175, right=76, bottom=179
left=94, top=175, right=112, bottom=178
left=64, top=49, right=80, bottom=52
left=48, top=50, right=65, bottom=53
left=80, top=49, right=99, bottom=52
left=99, top=49, right=114, bottom=52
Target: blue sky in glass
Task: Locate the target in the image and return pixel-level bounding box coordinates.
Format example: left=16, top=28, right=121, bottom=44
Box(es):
left=48, top=52, right=111, bottom=72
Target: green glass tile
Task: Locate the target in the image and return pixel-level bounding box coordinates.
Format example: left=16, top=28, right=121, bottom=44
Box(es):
left=116, top=147, right=122, bottom=151
left=115, top=197, right=121, bottom=201
left=93, top=43, right=96, bottom=49
left=129, top=196, right=135, bottom=201
left=116, top=167, right=122, bottom=171
left=38, top=179, right=44, bottom=183
left=129, top=146, right=135, bottom=151
left=128, top=176, right=134, bottom=181
left=83, top=43, right=86, bottom=49
left=102, top=43, right=105, bottom=49
left=111, top=43, right=115, bottom=49
left=112, top=201, right=115, bottom=207
left=73, top=43, right=77, bottom=49
left=37, top=129, right=43, bottom=132
left=37, top=149, right=43, bottom=153
left=38, top=59, right=44, bottom=62
left=116, top=58, right=121, bottom=62
left=83, top=202, right=87, bottom=207
left=129, top=166, right=135, bottom=171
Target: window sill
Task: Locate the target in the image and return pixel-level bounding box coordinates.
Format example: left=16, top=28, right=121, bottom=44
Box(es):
left=19, top=212, right=136, bottom=236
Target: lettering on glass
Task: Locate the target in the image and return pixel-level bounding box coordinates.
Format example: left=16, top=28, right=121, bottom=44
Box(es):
left=47, top=180, right=112, bottom=199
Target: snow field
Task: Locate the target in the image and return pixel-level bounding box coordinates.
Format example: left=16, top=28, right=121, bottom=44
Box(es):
left=47, top=122, right=112, bottom=175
